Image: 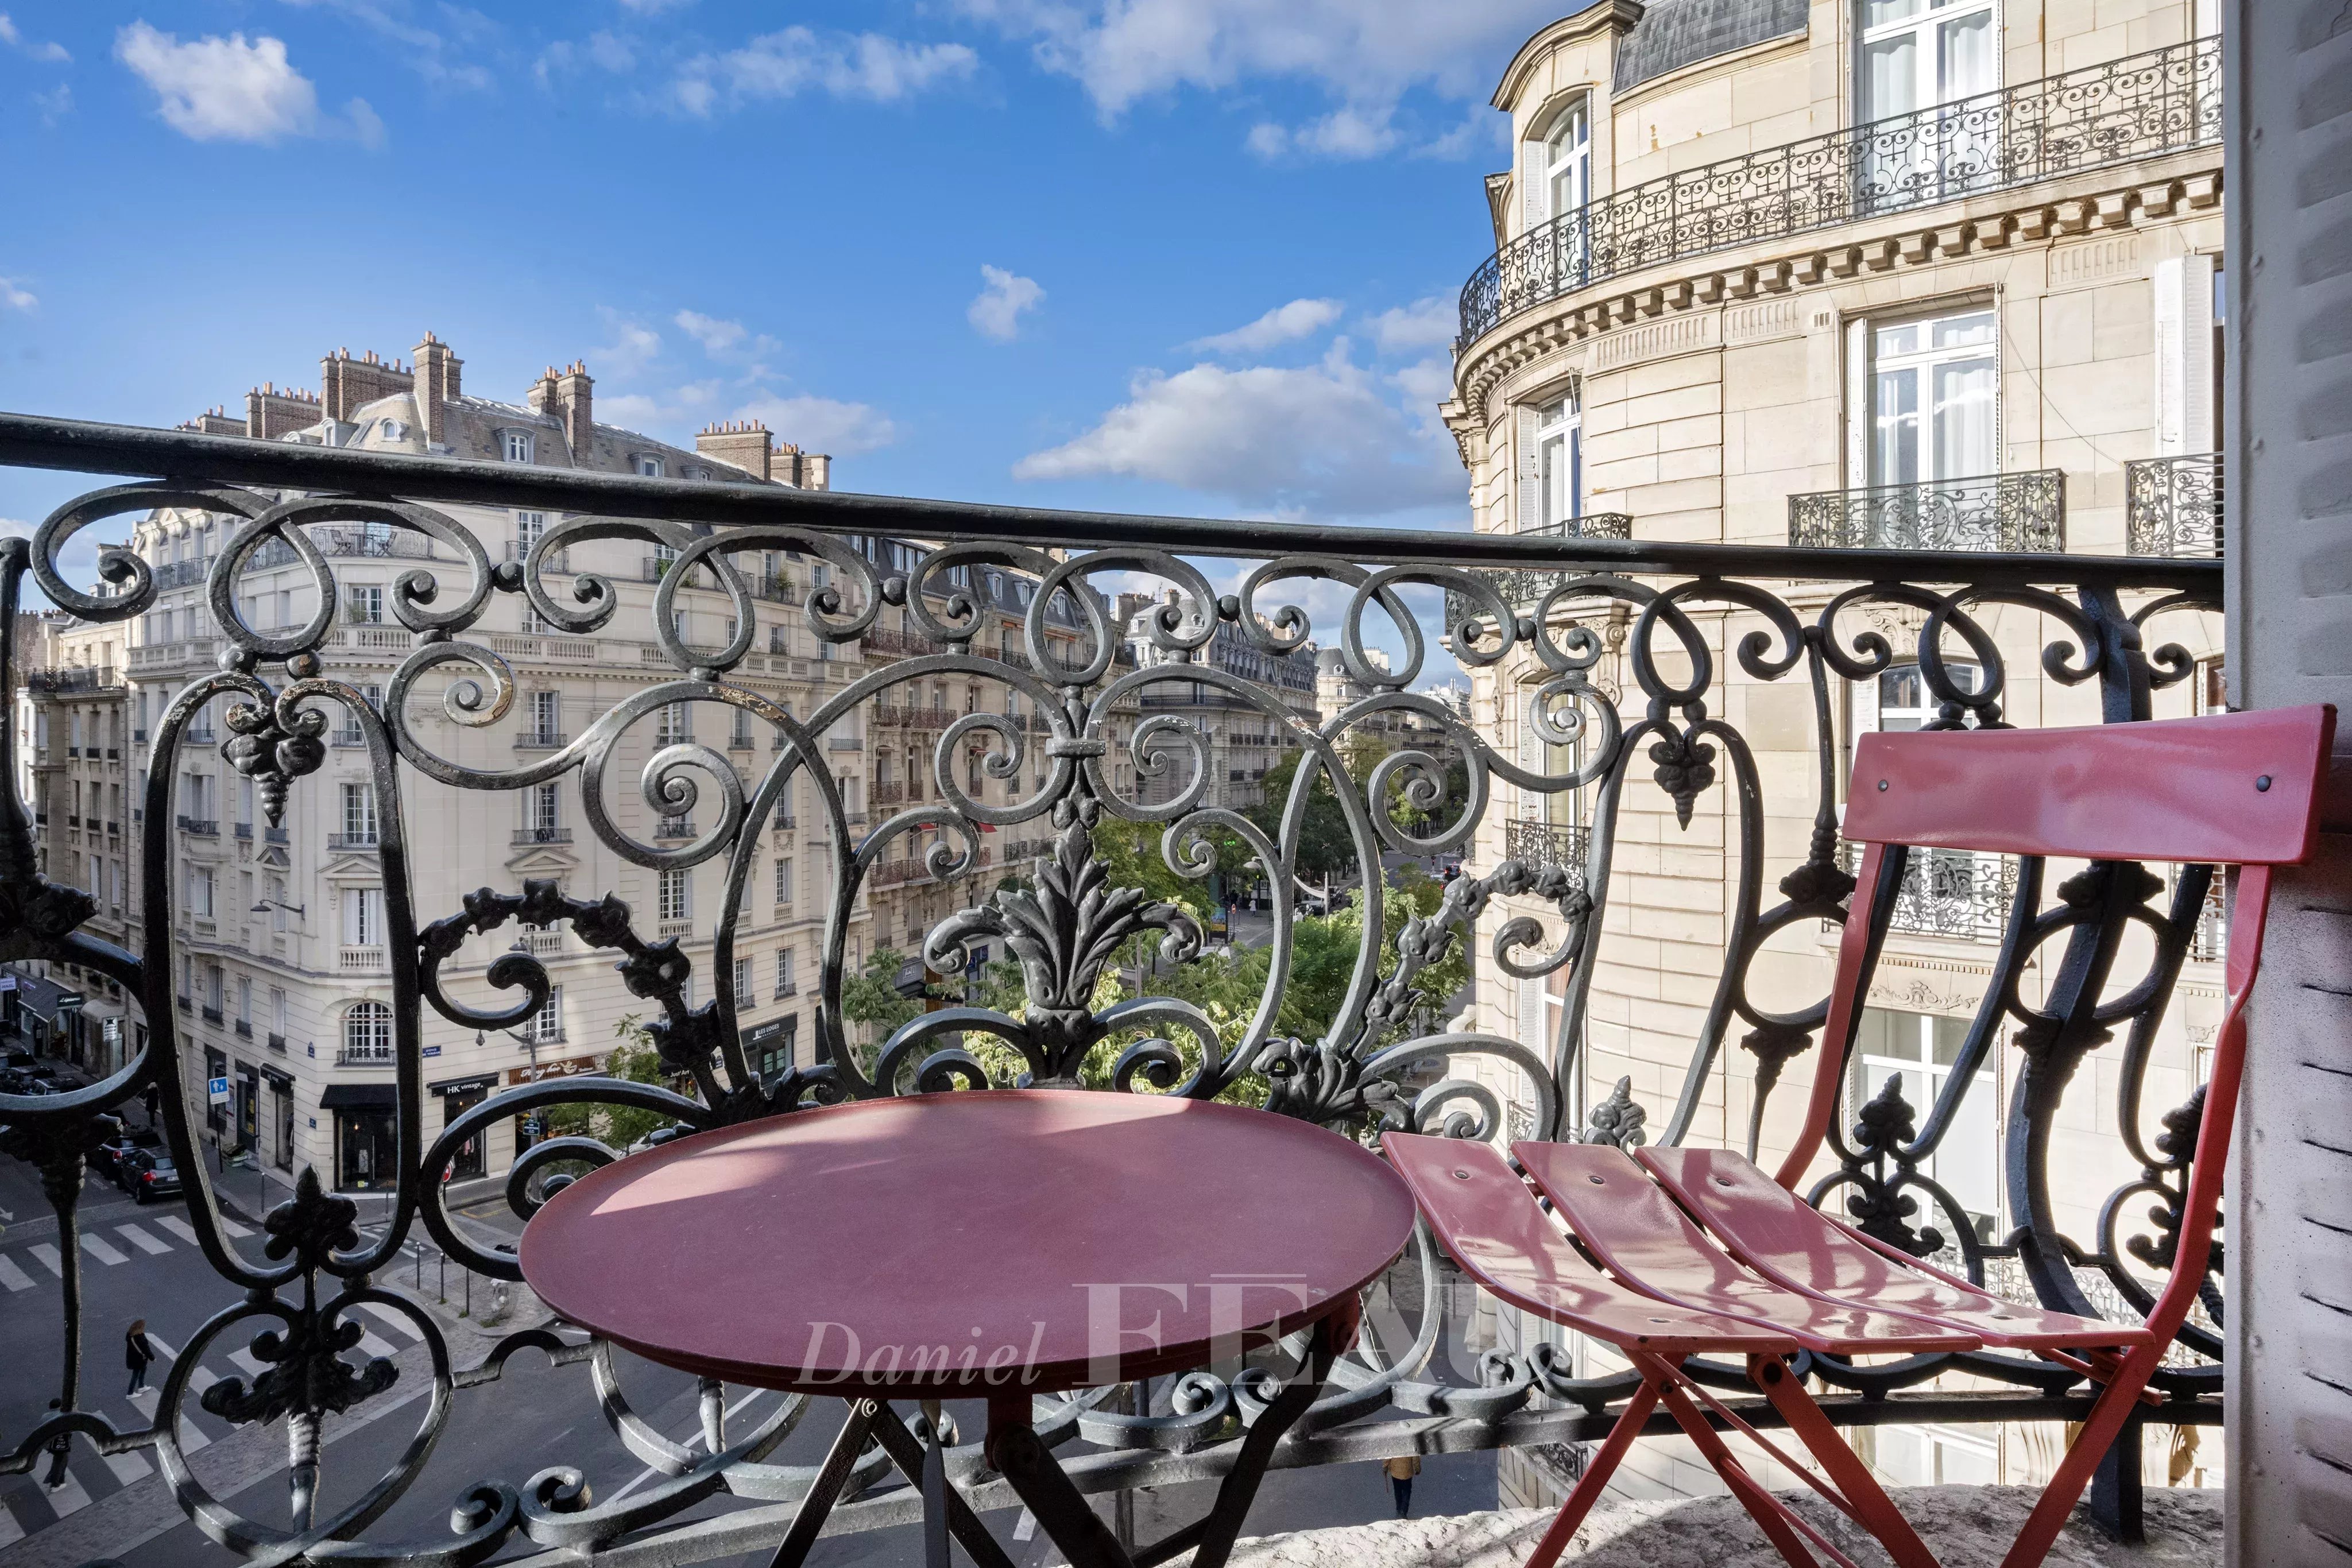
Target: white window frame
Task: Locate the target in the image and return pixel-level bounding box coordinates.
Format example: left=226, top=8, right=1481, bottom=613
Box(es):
left=659, top=869, right=691, bottom=923
left=1544, top=99, right=1592, bottom=220
left=1862, top=307, right=1999, bottom=488
left=1844, top=1007, right=2000, bottom=1245
left=503, top=430, right=535, bottom=464
left=345, top=1001, right=392, bottom=1062
left=341, top=781, right=378, bottom=845
left=1534, top=392, right=1583, bottom=532
left=637, top=454, right=666, bottom=478
left=776, top=855, right=795, bottom=906
left=1858, top=0, right=1999, bottom=124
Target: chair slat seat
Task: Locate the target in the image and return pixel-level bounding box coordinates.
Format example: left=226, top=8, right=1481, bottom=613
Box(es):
left=1513, top=1142, right=1980, bottom=1356
left=1638, top=1148, right=2151, bottom=1353
left=1386, top=1135, right=1796, bottom=1357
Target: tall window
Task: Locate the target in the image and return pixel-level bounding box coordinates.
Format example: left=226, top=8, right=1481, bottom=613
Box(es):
left=344, top=885, right=386, bottom=946
left=528, top=690, right=560, bottom=743
left=1860, top=0, right=1997, bottom=123
left=345, top=1001, right=392, bottom=1062
left=1544, top=99, right=1591, bottom=218
left=345, top=585, right=384, bottom=624
left=1535, top=393, right=1581, bottom=532
left=527, top=783, right=560, bottom=836
left=776, top=947, right=796, bottom=994
left=504, top=431, right=535, bottom=464
left=531, top=986, right=562, bottom=1043
left=776, top=855, right=795, bottom=906
left=341, top=781, right=378, bottom=845
left=189, top=865, right=215, bottom=918
left=733, top=957, right=754, bottom=1006
left=514, top=510, right=547, bottom=552
left=659, top=869, right=690, bottom=923
left=1869, top=309, right=1997, bottom=486
left=658, top=702, right=690, bottom=745
left=1844, top=1008, right=1998, bottom=1244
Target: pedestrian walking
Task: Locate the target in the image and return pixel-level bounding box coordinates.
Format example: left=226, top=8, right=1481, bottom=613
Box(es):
left=125, top=1318, right=153, bottom=1395
left=1384, top=1453, right=1421, bottom=1519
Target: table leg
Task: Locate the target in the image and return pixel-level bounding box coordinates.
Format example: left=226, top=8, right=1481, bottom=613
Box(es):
left=763, top=1397, right=879, bottom=1568
left=983, top=1314, right=1345, bottom=1568
left=866, top=1400, right=1018, bottom=1568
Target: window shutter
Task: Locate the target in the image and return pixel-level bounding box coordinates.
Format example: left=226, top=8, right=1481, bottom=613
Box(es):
left=1521, top=135, right=1549, bottom=232
left=1514, top=404, right=1541, bottom=533
left=1845, top=316, right=1872, bottom=487
left=1518, top=976, right=1544, bottom=1052
left=2153, top=254, right=2217, bottom=454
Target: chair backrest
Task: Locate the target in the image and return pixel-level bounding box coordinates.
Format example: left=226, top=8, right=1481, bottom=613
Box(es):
left=1780, top=704, right=2335, bottom=1195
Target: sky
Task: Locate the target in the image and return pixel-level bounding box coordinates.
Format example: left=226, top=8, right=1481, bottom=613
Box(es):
left=0, top=1, right=1572, bottom=671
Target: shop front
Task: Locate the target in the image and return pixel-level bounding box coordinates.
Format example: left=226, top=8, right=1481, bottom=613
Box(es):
left=323, top=1082, right=397, bottom=1191
left=431, top=1074, right=496, bottom=1181
left=505, top=1052, right=602, bottom=1155
left=261, top=1065, right=295, bottom=1171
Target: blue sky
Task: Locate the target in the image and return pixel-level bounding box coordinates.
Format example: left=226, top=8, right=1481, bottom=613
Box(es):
left=0, top=1, right=1573, bottom=558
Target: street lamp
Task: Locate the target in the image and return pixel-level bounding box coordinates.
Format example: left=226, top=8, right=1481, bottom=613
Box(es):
left=250, top=898, right=306, bottom=918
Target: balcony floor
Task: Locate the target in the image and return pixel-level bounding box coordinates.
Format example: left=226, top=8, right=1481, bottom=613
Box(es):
left=1221, top=1485, right=2217, bottom=1566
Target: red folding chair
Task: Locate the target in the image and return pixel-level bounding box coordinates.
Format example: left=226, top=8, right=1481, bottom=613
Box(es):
left=1394, top=704, right=2334, bottom=1568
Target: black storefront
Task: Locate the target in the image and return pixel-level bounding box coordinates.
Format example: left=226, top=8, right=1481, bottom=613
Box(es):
left=323, top=1082, right=398, bottom=1190
left=431, top=1074, right=496, bottom=1181
left=261, top=1064, right=295, bottom=1170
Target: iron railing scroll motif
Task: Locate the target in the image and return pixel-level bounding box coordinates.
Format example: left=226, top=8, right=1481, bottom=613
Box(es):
left=1459, top=36, right=2222, bottom=348
left=1788, top=470, right=2066, bottom=553
left=2126, top=452, right=2223, bottom=557
left=0, top=411, right=2226, bottom=1563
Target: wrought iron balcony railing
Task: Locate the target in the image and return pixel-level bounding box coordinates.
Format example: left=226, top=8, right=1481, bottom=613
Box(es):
left=1443, top=513, right=1635, bottom=626
left=1838, top=839, right=2017, bottom=943
left=25, top=664, right=120, bottom=692
left=2126, top=451, right=2222, bottom=557
left=0, top=410, right=2226, bottom=1564
left=1459, top=36, right=2222, bottom=347
left=1788, top=469, right=2065, bottom=552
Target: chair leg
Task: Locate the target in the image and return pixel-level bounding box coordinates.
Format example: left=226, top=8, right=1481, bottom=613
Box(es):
left=1523, top=1379, right=1663, bottom=1568
left=1647, top=1370, right=1843, bottom=1568
left=1997, top=1347, right=2163, bottom=1568
left=1746, top=1357, right=1940, bottom=1568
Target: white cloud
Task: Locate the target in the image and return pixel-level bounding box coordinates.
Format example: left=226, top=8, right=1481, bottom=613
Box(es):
left=0, top=13, right=69, bottom=61
left=618, top=0, right=694, bottom=11
left=537, top=29, right=635, bottom=84
left=0, top=518, right=33, bottom=541
left=0, top=278, right=35, bottom=312
left=968, top=266, right=1044, bottom=343
left=1364, top=295, right=1454, bottom=355
left=1244, top=104, right=1398, bottom=161
left=593, top=308, right=663, bottom=377
left=32, top=83, right=71, bottom=124
left=116, top=24, right=321, bottom=141
left=672, top=27, right=977, bottom=115
left=674, top=309, right=746, bottom=354
left=957, top=0, right=1560, bottom=126
left=1185, top=297, right=1341, bottom=355
left=1013, top=340, right=1460, bottom=518
left=114, top=23, right=383, bottom=145
left=733, top=393, right=898, bottom=456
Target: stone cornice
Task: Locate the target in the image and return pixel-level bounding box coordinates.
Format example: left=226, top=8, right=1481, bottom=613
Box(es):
left=1445, top=158, right=2223, bottom=460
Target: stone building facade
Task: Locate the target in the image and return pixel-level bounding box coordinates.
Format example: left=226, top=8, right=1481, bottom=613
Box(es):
left=1443, top=0, right=2226, bottom=1508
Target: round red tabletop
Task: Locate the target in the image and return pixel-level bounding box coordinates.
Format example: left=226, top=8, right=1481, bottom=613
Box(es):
left=519, top=1089, right=1417, bottom=1394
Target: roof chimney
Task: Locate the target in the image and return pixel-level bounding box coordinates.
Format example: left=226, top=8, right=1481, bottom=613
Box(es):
left=695, top=418, right=772, bottom=482
left=412, top=332, right=461, bottom=444
left=554, top=360, right=593, bottom=460
left=527, top=365, right=560, bottom=416
left=322, top=346, right=413, bottom=423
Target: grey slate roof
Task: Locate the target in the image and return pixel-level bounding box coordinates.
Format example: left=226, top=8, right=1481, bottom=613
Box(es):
left=1611, top=0, right=1808, bottom=93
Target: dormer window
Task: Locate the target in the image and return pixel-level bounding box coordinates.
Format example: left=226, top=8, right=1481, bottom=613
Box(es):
left=1545, top=101, right=1591, bottom=218
left=379, top=419, right=408, bottom=442
left=637, top=455, right=666, bottom=478
left=504, top=430, right=535, bottom=464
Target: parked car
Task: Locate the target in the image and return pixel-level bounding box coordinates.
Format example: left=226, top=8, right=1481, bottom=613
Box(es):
left=120, top=1148, right=181, bottom=1203
left=92, top=1126, right=161, bottom=1183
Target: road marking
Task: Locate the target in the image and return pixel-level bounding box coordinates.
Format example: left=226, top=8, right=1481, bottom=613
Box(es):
left=0, top=1497, right=21, bottom=1547
left=154, top=1216, right=202, bottom=1246
left=42, top=1467, right=94, bottom=1518
left=80, top=1232, right=129, bottom=1265
left=29, top=1242, right=64, bottom=1277
left=218, top=1215, right=253, bottom=1238
left=354, top=1331, right=403, bottom=1361
left=0, top=1255, right=34, bottom=1292
left=1013, top=1508, right=1038, bottom=1542
left=127, top=1388, right=158, bottom=1415
left=144, top=1333, right=178, bottom=1360
left=102, top=1449, right=153, bottom=1484
left=352, top=1300, right=425, bottom=1340
left=115, top=1222, right=172, bottom=1255
left=229, top=1348, right=268, bottom=1379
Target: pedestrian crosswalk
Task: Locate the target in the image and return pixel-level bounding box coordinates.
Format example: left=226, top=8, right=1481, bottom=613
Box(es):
left=0, top=1221, right=440, bottom=1550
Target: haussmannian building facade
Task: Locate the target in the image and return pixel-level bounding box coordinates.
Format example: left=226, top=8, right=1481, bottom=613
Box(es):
left=1441, top=0, right=2227, bottom=1509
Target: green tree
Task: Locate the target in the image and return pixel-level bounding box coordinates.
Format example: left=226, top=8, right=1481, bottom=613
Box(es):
left=842, top=946, right=927, bottom=1056
left=1246, top=751, right=1356, bottom=883
left=539, top=1012, right=683, bottom=1151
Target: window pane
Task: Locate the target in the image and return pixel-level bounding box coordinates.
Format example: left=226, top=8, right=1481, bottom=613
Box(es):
left=1873, top=365, right=1921, bottom=485
left=1937, top=9, right=1994, bottom=100
left=1930, top=1013, right=1972, bottom=1066
left=1865, top=0, right=1922, bottom=24
left=1864, top=33, right=1918, bottom=119
left=1929, top=355, right=1996, bottom=479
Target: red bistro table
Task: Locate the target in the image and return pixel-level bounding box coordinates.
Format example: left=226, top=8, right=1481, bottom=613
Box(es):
left=520, top=1089, right=1418, bottom=1568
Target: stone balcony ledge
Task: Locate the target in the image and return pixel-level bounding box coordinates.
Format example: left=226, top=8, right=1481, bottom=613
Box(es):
left=1217, top=1486, right=2216, bottom=1567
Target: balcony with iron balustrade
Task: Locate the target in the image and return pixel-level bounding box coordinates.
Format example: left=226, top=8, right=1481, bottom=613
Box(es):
left=2126, top=452, right=2222, bottom=558
left=0, top=410, right=2239, bottom=1566
left=1787, top=470, right=2066, bottom=553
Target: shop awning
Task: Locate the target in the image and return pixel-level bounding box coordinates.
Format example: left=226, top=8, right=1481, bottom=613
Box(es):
left=319, top=1083, right=397, bottom=1110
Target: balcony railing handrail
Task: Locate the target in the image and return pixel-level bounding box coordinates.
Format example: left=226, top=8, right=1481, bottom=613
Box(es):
left=1457, top=35, right=2223, bottom=349
left=0, top=412, right=2218, bottom=593
left=1787, top=469, right=2066, bottom=553
left=2126, top=451, right=2223, bottom=558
